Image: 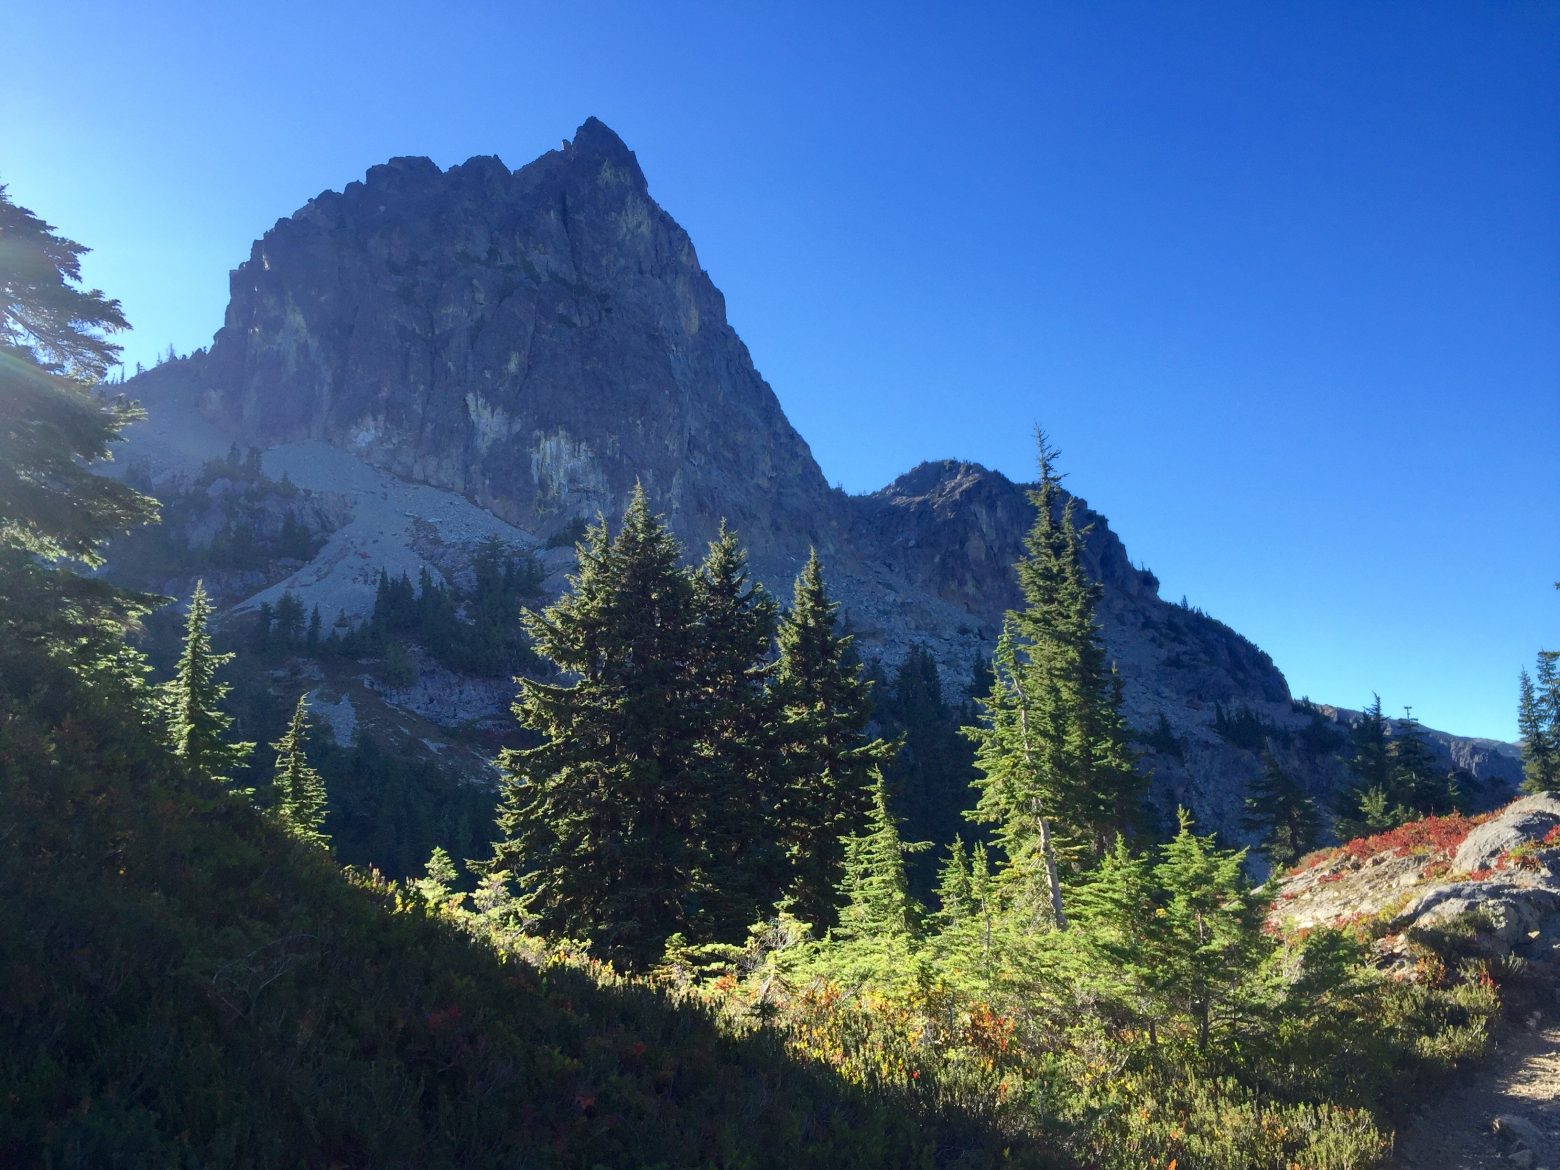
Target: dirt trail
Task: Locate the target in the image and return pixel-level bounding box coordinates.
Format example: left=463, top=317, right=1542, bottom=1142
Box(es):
left=1394, top=1014, right=1560, bottom=1169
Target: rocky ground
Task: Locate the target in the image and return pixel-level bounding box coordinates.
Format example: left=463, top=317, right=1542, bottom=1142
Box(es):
left=1394, top=1012, right=1560, bottom=1170
left=1277, top=794, right=1560, bottom=1169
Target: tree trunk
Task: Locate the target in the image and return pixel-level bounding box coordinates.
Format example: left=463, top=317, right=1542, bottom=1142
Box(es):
left=1035, top=805, right=1067, bottom=930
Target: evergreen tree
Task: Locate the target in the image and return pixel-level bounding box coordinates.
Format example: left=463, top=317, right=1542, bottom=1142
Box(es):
left=836, top=770, right=930, bottom=943
left=1075, top=813, right=1270, bottom=1057
left=1388, top=709, right=1455, bottom=815
left=490, top=486, right=702, bottom=968
left=685, top=523, right=782, bottom=938
left=1069, top=835, right=1160, bottom=1039
left=1336, top=696, right=1397, bottom=837
left=824, top=770, right=931, bottom=990
left=928, top=839, right=1004, bottom=1000
left=877, top=646, right=978, bottom=895
left=270, top=694, right=328, bottom=846
left=968, top=622, right=1071, bottom=928
left=1241, top=749, right=1321, bottom=870
left=1519, top=652, right=1560, bottom=794
left=964, top=431, right=1143, bottom=930
left=772, top=549, right=895, bottom=928
left=934, top=835, right=974, bottom=924
left=0, top=185, right=160, bottom=661
left=414, top=846, right=464, bottom=910
left=1152, top=809, right=1270, bottom=1056
left=163, top=581, right=252, bottom=785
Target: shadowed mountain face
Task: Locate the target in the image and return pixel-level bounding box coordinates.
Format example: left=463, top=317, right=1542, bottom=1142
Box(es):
left=202, top=118, right=834, bottom=562
left=124, top=119, right=1521, bottom=837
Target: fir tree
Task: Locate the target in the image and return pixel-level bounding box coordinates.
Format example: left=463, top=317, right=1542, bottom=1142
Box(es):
left=836, top=770, right=930, bottom=943
left=772, top=549, right=895, bottom=928
left=934, top=835, right=974, bottom=924
left=1152, top=809, right=1270, bottom=1056
left=968, top=622, right=1071, bottom=928
left=685, top=523, right=782, bottom=938
left=1519, top=653, right=1560, bottom=794
left=1069, top=835, right=1160, bottom=1040
left=163, top=580, right=252, bottom=785
left=877, top=646, right=979, bottom=894
left=270, top=693, right=328, bottom=846
left=1336, top=696, right=1395, bottom=837
left=929, top=839, right=1004, bottom=999
left=0, top=185, right=160, bottom=661
left=1076, top=812, right=1270, bottom=1057
left=1241, top=749, right=1321, bottom=870
left=414, top=846, right=464, bottom=910
left=825, top=770, right=931, bottom=990
left=490, top=486, right=701, bottom=969
left=964, top=431, right=1142, bottom=930
left=1388, top=709, right=1455, bottom=815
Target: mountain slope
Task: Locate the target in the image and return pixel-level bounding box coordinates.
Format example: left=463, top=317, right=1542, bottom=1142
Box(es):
left=0, top=648, right=1045, bottom=1170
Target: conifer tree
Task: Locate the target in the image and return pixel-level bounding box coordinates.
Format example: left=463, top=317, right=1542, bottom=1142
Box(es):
left=1069, top=835, right=1160, bottom=1038
left=836, top=770, right=930, bottom=943
left=490, top=486, right=702, bottom=968
left=270, top=693, right=328, bottom=846
left=685, top=522, right=782, bottom=938
left=1388, top=710, right=1456, bottom=815
left=0, top=185, right=160, bottom=661
left=878, top=646, right=978, bottom=893
left=1241, top=749, right=1321, bottom=870
left=1075, top=813, right=1270, bottom=1056
left=163, top=580, right=253, bottom=785
left=1519, top=653, right=1560, bottom=794
left=415, top=846, right=464, bottom=910
left=929, top=839, right=1003, bottom=999
left=773, top=549, right=895, bottom=928
left=825, top=770, right=931, bottom=989
left=1152, top=810, right=1270, bottom=1055
left=1336, top=696, right=1396, bottom=837
left=964, top=431, right=1142, bottom=930
left=934, top=835, right=974, bottom=924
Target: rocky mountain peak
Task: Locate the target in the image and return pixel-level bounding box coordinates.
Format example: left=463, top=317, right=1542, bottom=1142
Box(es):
left=197, top=118, right=831, bottom=561
left=561, top=116, right=648, bottom=191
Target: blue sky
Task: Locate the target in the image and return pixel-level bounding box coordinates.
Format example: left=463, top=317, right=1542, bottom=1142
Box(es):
left=6, top=1, right=1557, bottom=740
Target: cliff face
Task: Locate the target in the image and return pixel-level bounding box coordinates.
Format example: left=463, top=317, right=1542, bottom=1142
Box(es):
left=122, top=119, right=1519, bottom=839
left=201, top=118, right=834, bottom=562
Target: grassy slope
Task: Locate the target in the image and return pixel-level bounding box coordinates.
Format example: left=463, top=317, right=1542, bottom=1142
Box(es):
left=0, top=658, right=1051, bottom=1170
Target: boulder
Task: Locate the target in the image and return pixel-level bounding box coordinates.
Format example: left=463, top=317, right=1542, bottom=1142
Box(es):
left=1454, top=793, right=1560, bottom=873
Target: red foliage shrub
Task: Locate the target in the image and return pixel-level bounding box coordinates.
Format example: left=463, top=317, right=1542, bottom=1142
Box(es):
left=1336, top=813, right=1482, bottom=865
left=1543, top=824, right=1560, bottom=847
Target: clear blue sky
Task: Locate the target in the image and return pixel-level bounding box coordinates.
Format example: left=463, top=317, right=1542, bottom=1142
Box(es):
left=6, top=1, right=1557, bottom=741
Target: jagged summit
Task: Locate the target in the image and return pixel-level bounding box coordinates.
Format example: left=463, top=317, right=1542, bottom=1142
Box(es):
left=562, top=116, right=646, bottom=186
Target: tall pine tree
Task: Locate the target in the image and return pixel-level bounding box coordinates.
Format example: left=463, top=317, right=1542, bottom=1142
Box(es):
left=271, top=693, right=328, bottom=846
left=1336, top=696, right=1399, bottom=837
left=0, top=185, right=160, bottom=664
left=490, top=486, right=702, bottom=968
left=1388, top=709, right=1456, bottom=815
left=685, top=522, right=782, bottom=940
left=964, top=431, right=1141, bottom=930
left=1519, top=650, right=1560, bottom=795
left=163, top=580, right=252, bottom=785
left=772, top=549, right=895, bottom=928
left=1240, top=749, right=1320, bottom=870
